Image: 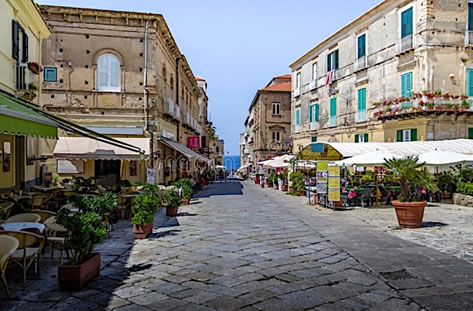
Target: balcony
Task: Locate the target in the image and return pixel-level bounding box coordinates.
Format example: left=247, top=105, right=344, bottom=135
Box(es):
left=309, top=80, right=317, bottom=91
left=354, top=56, right=367, bottom=72
left=329, top=116, right=337, bottom=127
left=466, top=31, right=473, bottom=46
left=310, top=122, right=318, bottom=131
left=294, top=124, right=300, bottom=133
left=294, top=88, right=301, bottom=98
left=163, top=98, right=175, bottom=118
left=398, top=34, right=413, bottom=53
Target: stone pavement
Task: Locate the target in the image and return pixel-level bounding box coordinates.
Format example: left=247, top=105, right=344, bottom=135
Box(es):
left=1, top=180, right=473, bottom=310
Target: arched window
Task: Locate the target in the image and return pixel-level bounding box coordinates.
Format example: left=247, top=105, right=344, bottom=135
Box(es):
left=97, top=53, right=120, bottom=92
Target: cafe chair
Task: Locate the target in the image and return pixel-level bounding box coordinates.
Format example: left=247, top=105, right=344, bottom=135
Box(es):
left=0, top=235, right=19, bottom=298
left=0, top=230, right=45, bottom=284
left=4, top=213, right=41, bottom=224
left=31, top=210, right=56, bottom=223
left=25, top=195, right=49, bottom=210
left=43, top=217, right=68, bottom=264
left=0, top=202, right=14, bottom=224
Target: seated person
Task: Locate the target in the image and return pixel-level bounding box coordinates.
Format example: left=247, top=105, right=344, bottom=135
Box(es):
left=361, top=187, right=373, bottom=207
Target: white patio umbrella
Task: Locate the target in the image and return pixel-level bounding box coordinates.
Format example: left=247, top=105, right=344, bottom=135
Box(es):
left=417, top=151, right=473, bottom=166
left=334, top=152, right=402, bottom=167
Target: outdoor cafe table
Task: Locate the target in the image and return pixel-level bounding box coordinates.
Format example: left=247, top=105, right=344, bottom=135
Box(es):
left=0, top=222, right=45, bottom=234
left=32, top=186, right=56, bottom=193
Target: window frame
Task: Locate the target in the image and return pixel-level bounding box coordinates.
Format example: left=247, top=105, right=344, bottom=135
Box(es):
left=467, top=68, right=473, bottom=97
left=296, top=72, right=301, bottom=90
left=357, top=33, right=367, bottom=59
left=272, top=102, right=280, bottom=115
left=400, top=6, right=414, bottom=39
left=311, top=62, right=317, bottom=81
left=97, top=53, right=121, bottom=92
left=468, top=2, right=473, bottom=31
left=329, top=97, right=337, bottom=127
left=357, top=88, right=367, bottom=122
left=272, top=131, right=281, bottom=142
left=44, top=67, right=57, bottom=82
left=327, top=49, right=339, bottom=72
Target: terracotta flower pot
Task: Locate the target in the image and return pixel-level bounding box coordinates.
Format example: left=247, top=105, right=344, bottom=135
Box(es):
left=281, top=185, right=288, bottom=192
left=182, top=198, right=190, bottom=205
left=298, top=190, right=306, bottom=197
left=58, top=253, right=100, bottom=291
left=166, top=206, right=178, bottom=217
left=133, top=221, right=153, bottom=239
left=392, top=200, right=426, bottom=228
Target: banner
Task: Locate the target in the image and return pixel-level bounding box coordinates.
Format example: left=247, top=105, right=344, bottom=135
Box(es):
left=187, top=136, right=200, bottom=148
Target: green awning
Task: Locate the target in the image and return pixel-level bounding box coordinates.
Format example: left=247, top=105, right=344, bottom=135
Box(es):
left=0, top=92, right=58, bottom=139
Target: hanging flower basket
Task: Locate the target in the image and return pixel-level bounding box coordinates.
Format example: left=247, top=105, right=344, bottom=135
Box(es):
left=28, top=62, right=43, bottom=75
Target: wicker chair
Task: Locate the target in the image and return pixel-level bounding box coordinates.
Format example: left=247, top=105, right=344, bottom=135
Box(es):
left=0, top=202, right=14, bottom=223
left=0, top=235, right=19, bottom=297
left=0, top=230, right=45, bottom=284
left=4, top=213, right=41, bottom=224
left=43, top=217, right=67, bottom=264
left=31, top=210, right=56, bottom=223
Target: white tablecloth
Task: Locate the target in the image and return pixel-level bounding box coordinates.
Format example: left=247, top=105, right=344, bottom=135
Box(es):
left=0, top=222, right=45, bottom=233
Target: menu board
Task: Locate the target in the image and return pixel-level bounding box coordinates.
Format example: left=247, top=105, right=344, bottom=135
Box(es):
left=328, top=165, right=340, bottom=202
left=316, top=161, right=328, bottom=194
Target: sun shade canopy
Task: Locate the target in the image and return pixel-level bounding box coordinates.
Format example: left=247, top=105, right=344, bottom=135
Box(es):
left=158, top=138, right=211, bottom=164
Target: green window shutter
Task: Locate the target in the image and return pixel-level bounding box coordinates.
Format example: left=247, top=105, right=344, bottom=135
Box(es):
left=358, top=88, right=366, bottom=111
left=401, top=72, right=412, bottom=98
left=469, top=128, right=473, bottom=139
left=411, top=128, right=417, bottom=141
left=311, top=136, right=317, bottom=143
left=467, top=69, right=473, bottom=97
left=327, top=53, right=331, bottom=72
left=334, top=50, right=339, bottom=70
left=355, top=134, right=359, bottom=143
left=12, top=20, right=19, bottom=60
left=469, top=4, right=473, bottom=31
left=357, top=34, right=366, bottom=58
left=315, top=103, right=319, bottom=121
left=401, top=8, right=413, bottom=38
left=330, top=98, right=337, bottom=117
left=364, top=133, right=369, bottom=143
left=309, top=105, right=314, bottom=123
left=397, top=130, right=403, bottom=142
left=296, top=109, right=300, bottom=125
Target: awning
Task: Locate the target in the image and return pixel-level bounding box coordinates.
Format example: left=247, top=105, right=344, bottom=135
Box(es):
left=300, top=139, right=473, bottom=161
left=0, top=92, right=58, bottom=139
left=158, top=137, right=211, bottom=163
left=54, top=137, right=150, bottom=160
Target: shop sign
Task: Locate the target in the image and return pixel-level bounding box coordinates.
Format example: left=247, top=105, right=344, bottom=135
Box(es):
left=147, top=168, right=155, bottom=184
left=188, top=136, right=200, bottom=148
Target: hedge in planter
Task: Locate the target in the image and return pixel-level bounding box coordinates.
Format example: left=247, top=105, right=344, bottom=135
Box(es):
left=172, top=178, right=193, bottom=205
left=165, top=189, right=182, bottom=217
left=131, top=192, right=161, bottom=239
left=56, top=207, right=107, bottom=290
left=290, top=172, right=306, bottom=196
left=384, top=156, right=436, bottom=228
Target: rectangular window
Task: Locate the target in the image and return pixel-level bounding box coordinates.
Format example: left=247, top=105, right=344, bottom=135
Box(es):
left=357, top=34, right=366, bottom=59
left=355, top=134, right=369, bottom=143
left=272, top=103, right=280, bottom=115
left=469, top=128, right=473, bottom=139
left=397, top=128, right=417, bottom=142
left=312, top=62, right=317, bottom=81
left=469, top=3, right=473, bottom=31
left=401, top=7, right=413, bottom=38
left=467, top=69, right=473, bottom=97
left=272, top=131, right=281, bottom=142
left=401, top=72, right=413, bottom=97
left=329, top=98, right=337, bottom=127
left=295, top=109, right=300, bottom=125
left=296, top=72, right=301, bottom=89
left=44, top=67, right=57, bottom=82
left=311, top=136, right=317, bottom=143
left=357, top=88, right=366, bottom=122
left=327, top=50, right=339, bottom=72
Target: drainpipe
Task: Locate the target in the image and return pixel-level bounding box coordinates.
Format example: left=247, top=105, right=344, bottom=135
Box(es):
left=176, top=57, right=180, bottom=141
left=143, top=21, right=154, bottom=168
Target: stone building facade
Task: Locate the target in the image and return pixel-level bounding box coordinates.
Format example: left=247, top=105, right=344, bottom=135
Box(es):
left=40, top=5, right=209, bottom=185
left=242, top=75, right=292, bottom=168
left=290, top=0, right=473, bottom=156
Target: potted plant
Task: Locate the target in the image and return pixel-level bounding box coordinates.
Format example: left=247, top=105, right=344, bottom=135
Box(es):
left=172, top=178, right=194, bottom=205
left=266, top=173, right=274, bottom=188
left=165, top=189, right=182, bottom=217
left=278, top=171, right=288, bottom=191
left=56, top=207, right=107, bottom=290
left=131, top=192, right=161, bottom=239
left=290, top=172, right=306, bottom=196
left=384, top=156, right=436, bottom=228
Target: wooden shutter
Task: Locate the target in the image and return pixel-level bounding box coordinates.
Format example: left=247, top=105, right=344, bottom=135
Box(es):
left=401, top=8, right=413, bottom=38
left=469, top=128, right=473, bottom=139
left=411, top=128, right=417, bottom=141
left=315, top=103, right=319, bottom=121
left=309, top=105, right=314, bottom=123
left=355, top=134, right=359, bottom=143
left=358, top=88, right=366, bottom=111
left=406, top=72, right=413, bottom=97
left=327, top=53, right=331, bottom=72
left=22, top=32, right=28, bottom=63
left=467, top=69, right=473, bottom=97
left=469, top=3, right=473, bottom=31
left=397, top=130, right=403, bottom=142
left=364, top=133, right=369, bottom=143
left=358, top=35, right=366, bottom=58
left=334, top=50, right=339, bottom=70
left=330, top=98, right=337, bottom=117
left=311, top=136, right=317, bottom=143
left=12, top=20, right=19, bottom=61
left=296, top=109, right=300, bottom=125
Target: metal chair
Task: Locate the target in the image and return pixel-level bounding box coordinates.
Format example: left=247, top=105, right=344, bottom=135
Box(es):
left=4, top=213, right=41, bottom=224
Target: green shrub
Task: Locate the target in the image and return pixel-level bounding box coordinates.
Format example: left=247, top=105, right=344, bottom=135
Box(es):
left=289, top=172, right=306, bottom=191
left=131, top=193, right=161, bottom=225
left=457, top=182, right=473, bottom=196
left=165, top=189, right=182, bottom=208
left=172, top=178, right=193, bottom=199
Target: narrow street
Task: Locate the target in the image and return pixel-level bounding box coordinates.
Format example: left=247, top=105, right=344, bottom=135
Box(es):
left=3, top=181, right=473, bottom=310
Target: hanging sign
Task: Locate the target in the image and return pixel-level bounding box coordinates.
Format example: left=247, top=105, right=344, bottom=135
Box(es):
left=147, top=168, right=155, bottom=184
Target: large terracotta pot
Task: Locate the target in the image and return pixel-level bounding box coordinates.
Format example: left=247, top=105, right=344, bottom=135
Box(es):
left=182, top=198, right=190, bottom=205
left=392, top=200, right=426, bottom=228
left=298, top=190, right=306, bottom=197
left=133, top=221, right=153, bottom=239
left=58, top=253, right=100, bottom=291
left=281, top=185, right=288, bottom=192
left=166, top=206, right=178, bottom=217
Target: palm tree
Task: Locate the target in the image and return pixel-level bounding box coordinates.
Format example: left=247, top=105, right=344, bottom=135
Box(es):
left=384, top=156, right=435, bottom=202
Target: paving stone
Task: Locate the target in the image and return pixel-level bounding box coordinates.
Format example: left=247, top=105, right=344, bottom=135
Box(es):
left=204, top=296, right=250, bottom=310
left=127, top=292, right=169, bottom=305
left=113, top=286, right=150, bottom=299
left=237, top=289, right=275, bottom=304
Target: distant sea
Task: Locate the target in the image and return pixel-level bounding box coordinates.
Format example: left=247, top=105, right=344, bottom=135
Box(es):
left=223, top=155, right=240, bottom=172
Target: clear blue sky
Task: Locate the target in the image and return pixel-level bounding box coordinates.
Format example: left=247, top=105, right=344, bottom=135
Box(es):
left=40, top=0, right=381, bottom=155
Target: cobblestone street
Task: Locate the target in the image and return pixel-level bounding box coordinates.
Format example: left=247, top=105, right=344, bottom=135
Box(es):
left=2, top=180, right=473, bottom=310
